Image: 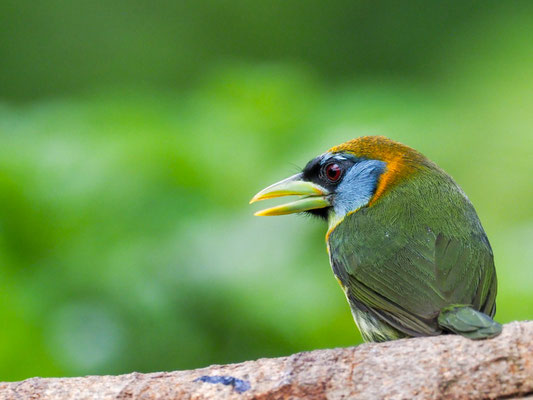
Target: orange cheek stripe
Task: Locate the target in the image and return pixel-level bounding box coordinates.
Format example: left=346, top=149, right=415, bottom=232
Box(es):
left=368, top=157, right=411, bottom=206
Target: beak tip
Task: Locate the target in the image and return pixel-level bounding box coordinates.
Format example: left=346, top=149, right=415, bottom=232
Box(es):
left=250, top=176, right=330, bottom=216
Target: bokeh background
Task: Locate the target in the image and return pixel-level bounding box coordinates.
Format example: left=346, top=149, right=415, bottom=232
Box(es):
left=1, top=0, right=532, bottom=381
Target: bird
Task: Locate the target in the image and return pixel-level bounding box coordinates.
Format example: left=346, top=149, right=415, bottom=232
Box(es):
left=250, top=136, right=502, bottom=342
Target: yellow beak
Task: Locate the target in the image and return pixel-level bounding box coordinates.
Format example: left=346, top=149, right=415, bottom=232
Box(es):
left=250, top=173, right=330, bottom=216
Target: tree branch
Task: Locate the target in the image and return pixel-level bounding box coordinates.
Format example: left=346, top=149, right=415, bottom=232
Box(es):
left=1, top=321, right=532, bottom=400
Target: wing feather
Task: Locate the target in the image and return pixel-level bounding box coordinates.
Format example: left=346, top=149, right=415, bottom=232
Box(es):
left=329, top=213, right=496, bottom=337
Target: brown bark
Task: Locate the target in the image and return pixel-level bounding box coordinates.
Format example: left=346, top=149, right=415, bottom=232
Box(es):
left=1, top=321, right=532, bottom=400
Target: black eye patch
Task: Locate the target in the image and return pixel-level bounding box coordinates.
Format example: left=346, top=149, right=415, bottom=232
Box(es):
left=302, top=157, right=323, bottom=181
left=302, top=154, right=359, bottom=191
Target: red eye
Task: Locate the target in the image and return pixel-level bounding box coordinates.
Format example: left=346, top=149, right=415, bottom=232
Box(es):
left=325, top=163, right=342, bottom=182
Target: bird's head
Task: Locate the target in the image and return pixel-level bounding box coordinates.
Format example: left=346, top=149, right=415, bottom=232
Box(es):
left=250, top=136, right=430, bottom=226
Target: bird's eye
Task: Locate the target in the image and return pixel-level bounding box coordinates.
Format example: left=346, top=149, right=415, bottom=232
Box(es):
left=325, top=163, right=342, bottom=182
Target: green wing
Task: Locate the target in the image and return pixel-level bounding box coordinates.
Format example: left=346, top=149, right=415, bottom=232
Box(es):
left=438, top=305, right=501, bottom=339
left=328, top=206, right=497, bottom=338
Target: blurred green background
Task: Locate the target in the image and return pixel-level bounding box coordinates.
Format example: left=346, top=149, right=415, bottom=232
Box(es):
left=1, top=0, right=532, bottom=381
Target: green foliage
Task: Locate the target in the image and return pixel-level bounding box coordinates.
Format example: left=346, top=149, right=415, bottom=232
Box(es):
left=0, top=2, right=532, bottom=382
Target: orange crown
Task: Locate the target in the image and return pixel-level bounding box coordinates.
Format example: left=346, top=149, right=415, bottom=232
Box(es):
left=329, top=136, right=430, bottom=205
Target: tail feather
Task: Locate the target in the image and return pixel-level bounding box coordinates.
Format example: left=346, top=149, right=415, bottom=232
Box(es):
left=438, top=305, right=502, bottom=340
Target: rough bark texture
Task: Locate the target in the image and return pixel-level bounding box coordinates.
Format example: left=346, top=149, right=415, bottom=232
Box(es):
left=1, top=321, right=532, bottom=400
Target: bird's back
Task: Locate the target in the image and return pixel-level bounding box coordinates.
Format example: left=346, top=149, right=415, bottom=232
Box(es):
left=327, top=164, right=498, bottom=339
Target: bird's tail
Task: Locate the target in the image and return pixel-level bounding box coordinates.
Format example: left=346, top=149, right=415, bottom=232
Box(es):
left=438, top=305, right=502, bottom=340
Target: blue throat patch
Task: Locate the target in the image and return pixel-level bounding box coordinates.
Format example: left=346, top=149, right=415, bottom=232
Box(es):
left=332, top=159, right=386, bottom=218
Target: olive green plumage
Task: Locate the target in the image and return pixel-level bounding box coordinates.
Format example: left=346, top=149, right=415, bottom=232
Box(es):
left=251, top=136, right=502, bottom=342
left=327, top=162, right=500, bottom=341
